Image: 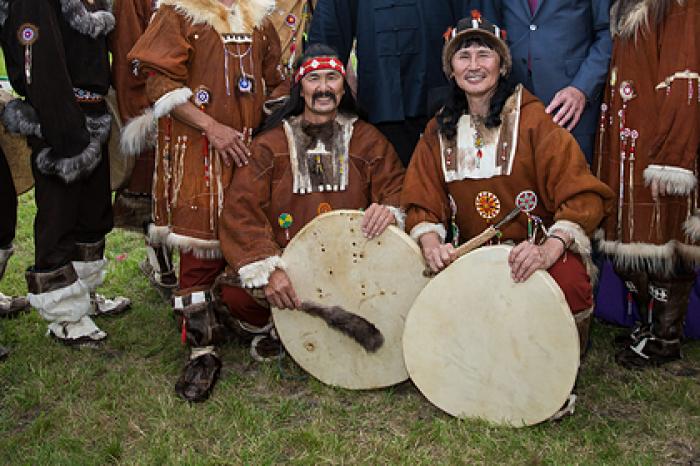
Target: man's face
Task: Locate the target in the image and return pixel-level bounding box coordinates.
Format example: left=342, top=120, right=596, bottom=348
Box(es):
left=300, top=69, right=345, bottom=116
left=451, top=44, right=501, bottom=98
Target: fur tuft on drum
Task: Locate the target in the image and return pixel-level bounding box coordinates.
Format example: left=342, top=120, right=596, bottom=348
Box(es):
left=272, top=210, right=430, bottom=389
left=403, top=245, right=580, bottom=427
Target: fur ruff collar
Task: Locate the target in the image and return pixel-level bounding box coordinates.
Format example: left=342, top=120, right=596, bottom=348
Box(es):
left=610, top=0, right=684, bottom=39
left=157, top=0, right=275, bottom=34
left=60, top=0, right=115, bottom=37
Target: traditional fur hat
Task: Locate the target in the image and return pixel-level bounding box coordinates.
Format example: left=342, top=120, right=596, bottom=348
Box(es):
left=442, top=10, right=512, bottom=78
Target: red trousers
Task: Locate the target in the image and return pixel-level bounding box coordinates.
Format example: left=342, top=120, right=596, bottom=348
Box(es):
left=547, top=252, right=593, bottom=314
left=179, top=252, right=270, bottom=327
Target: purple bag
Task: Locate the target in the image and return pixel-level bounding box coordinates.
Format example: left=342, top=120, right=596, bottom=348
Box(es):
left=594, top=259, right=700, bottom=339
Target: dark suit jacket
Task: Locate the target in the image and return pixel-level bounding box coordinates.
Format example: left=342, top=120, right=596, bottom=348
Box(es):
left=486, top=0, right=612, bottom=160
left=308, top=0, right=478, bottom=124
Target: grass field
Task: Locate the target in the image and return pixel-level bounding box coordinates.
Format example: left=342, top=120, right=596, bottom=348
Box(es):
left=1, top=192, right=699, bottom=464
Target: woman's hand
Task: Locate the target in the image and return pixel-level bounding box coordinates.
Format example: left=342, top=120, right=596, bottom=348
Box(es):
left=420, top=232, right=457, bottom=273
left=264, top=269, right=301, bottom=310
left=508, top=235, right=569, bottom=282
left=361, top=203, right=395, bottom=238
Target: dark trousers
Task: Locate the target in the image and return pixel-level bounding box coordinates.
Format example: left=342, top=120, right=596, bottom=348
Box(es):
left=31, top=144, right=113, bottom=271
left=0, top=147, right=17, bottom=249
left=375, top=116, right=429, bottom=168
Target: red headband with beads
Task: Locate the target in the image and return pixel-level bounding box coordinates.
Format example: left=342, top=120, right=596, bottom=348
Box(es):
left=294, top=56, right=346, bottom=83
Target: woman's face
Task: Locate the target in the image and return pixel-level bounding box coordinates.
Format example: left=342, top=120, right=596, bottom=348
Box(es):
left=451, top=44, right=501, bottom=98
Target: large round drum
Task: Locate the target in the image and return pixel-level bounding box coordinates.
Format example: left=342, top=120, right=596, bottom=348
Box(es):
left=273, top=210, right=430, bottom=389
left=403, top=245, right=579, bottom=426
left=0, top=90, right=33, bottom=195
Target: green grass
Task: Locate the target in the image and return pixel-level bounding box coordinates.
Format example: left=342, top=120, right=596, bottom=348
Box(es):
left=1, top=192, right=699, bottom=464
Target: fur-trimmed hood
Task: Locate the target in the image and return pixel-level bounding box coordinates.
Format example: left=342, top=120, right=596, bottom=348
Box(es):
left=157, top=0, right=275, bottom=34
left=610, top=0, right=684, bottom=39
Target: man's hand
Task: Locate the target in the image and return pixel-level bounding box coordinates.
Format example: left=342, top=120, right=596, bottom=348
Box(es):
left=508, top=236, right=567, bottom=283
left=361, top=203, right=395, bottom=238
left=545, top=86, right=586, bottom=131
left=264, top=269, right=301, bottom=310
left=204, top=121, right=251, bottom=168
left=420, top=232, right=457, bottom=273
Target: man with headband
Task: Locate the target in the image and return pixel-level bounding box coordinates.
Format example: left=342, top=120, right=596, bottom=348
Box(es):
left=169, top=44, right=405, bottom=402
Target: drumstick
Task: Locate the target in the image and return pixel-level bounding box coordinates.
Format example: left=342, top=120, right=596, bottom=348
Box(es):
left=298, top=301, right=384, bottom=352
left=423, top=207, right=522, bottom=277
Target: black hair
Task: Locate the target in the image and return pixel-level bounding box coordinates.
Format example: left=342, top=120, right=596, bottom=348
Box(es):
left=256, top=43, right=363, bottom=135
left=436, top=37, right=516, bottom=140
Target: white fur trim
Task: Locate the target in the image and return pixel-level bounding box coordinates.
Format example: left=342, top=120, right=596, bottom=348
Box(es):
left=409, top=222, right=447, bottom=244
left=29, top=280, right=91, bottom=324
left=549, top=220, right=597, bottom=284
left=157, top=0, right=274, bottom=35
left=238, top=256, right=286, bottom=288
left=190, top=346, right=217, bottom=359
left=120, top=107, right=157, bottom=156
left=147, top=224, right=171, bottom=246
left=153, top=87, right=193, bottom=119
left=71, top=259, right=108, bottom=292
left=167, top=232, right=221, bottom=259
left=596, top=229, right=677, bottom=276
left=385, top=206, right=406, bottom=232
left=643, top=165, right=697, bottom=196
left=47, top=315, right=105, bottom=341
left=683, top=213, right=700, bottom=242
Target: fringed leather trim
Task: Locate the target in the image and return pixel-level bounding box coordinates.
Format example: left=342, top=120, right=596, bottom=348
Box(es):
left=683, top=213, right=700, bottom=242
left=386, top=206, right=406, bottom=232
left=409, top=222, right=447, bottom=244
left=238, top=255, right=286, bottom=288
left=1, top=98, right=42, bottom=138
left=549, top=220, right=597, bottom=285
left=643, top=165, right=697, bottom=196
left=35, top=114, right=112, bottom=184
left=167, top=232, right=222, bottom=259
left=154, top=87, right=192, bottom=118
left=157, top=0, right=274, bottom=34
left=120, top=107, right=157, bottom=156
left=60, top=0, right=115, bottom=38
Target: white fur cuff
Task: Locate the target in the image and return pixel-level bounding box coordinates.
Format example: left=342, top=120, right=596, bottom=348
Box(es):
left=386, top=206, right=406, bottom=231
left=643, top=165, right=697, bottom=196
left=238, top=256, right=286, bottom=288
left=154, top=87, right=193, bottom=119
left=409, top=222, right=447, bottom=244
left=684, top=213, right=700, bottom=242
left=549, top=220, right=591, bottom=257
left=120, top=107, right=157, bottom=156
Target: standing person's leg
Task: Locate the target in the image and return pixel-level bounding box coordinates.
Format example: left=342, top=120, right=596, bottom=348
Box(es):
left=173, top=252, right=229, bottom=402
left=375, top=117, right=429, bottom=167
left=26, top=149, right=105, bottom=344
left=72, top=142, right=130, bottom=316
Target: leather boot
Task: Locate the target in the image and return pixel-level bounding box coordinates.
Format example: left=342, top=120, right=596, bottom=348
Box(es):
left=26, top=263, right=106, bottom=346
left=73, top=239, right=131, bottom=316
left=613, top=271, right=651, bottom=348
left=173, top=290, right=226, bottom=402
left=0, top=246, right=12, bottom=280
left=616, top=275, right=694, bottom=368
left=139, top=240, right=177, bottom=301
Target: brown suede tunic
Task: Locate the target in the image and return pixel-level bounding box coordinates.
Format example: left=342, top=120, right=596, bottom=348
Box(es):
left=595, top=1, right=700, bottom=247
left=219, top=117, right=405, bottom=270
left=269, top=0, right=317, bottom=72
left=110, top=0, right=155, bottom=122
left=128, top=0, right=287, bottom=255
left=403, top=88, right=614, bottom=244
